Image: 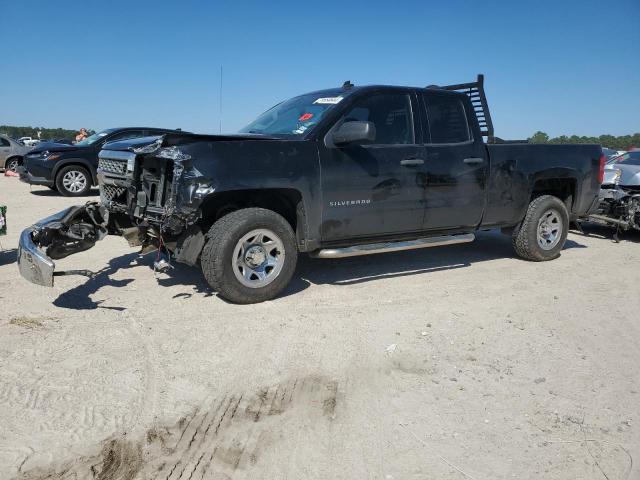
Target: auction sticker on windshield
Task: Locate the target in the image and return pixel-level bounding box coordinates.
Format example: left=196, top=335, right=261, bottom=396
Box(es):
left=313, top=97, right=343, bottom=105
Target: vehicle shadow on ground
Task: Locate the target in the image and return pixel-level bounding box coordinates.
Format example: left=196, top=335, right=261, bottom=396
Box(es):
left=53, top=252, right=140, bottom=310
left=52, top=252, right=215, bottom=310
left=156, top=263, right=215, bottom=298
left=30, top=188, right=99, bottom=197
left=50, top=230, right=588, bottom=306
left=282, top=230, right=587, bottom=297
left=573, top=222, right=640, bottom=243
left=0, top=248, right=18, bottom=266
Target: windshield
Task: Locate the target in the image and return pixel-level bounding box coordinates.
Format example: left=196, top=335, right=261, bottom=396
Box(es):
left=616, top=151, right=640, bottom=166
left=239, top=93, right=345, bottom=136
left=75, top=130, right=112, bottom=146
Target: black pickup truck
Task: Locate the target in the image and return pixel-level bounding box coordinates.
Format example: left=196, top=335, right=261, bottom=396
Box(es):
left=18, top=75, right=605, bottom=303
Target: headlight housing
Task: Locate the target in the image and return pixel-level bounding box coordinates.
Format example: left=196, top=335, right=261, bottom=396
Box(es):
left=613, top=168, right=622, bottom=184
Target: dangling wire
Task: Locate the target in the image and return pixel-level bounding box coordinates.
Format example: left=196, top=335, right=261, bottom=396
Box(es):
left=153, top=214, right=173, bottom=275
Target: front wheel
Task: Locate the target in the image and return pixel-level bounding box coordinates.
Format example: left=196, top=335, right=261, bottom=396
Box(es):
left=201, top=208, right=298, bottom=304
left=5, top=157, right=21, bottom=172
left=55, top=165, right=91, bottom=196
left=512, top=195, right=569, bottom=261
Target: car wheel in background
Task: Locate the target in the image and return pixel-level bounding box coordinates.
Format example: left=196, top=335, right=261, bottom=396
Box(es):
left=5, top=157, right=22, bottom=172
left=55, top=165, right=92, bottom=196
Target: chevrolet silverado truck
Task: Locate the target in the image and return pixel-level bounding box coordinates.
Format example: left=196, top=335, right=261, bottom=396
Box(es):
left=18, top=75, right=605, bottom=304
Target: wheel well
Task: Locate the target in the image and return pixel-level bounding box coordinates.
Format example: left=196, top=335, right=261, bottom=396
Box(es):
left=199, top=188, right=303, bottom=232
left=531, top=178, right=576, bottom=212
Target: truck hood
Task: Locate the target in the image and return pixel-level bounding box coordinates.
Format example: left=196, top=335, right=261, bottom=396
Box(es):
left=102, top=133, right=282, bottom=152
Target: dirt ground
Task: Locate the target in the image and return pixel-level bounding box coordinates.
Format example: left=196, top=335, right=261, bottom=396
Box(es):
left=0, top=175, right=639, bottom=480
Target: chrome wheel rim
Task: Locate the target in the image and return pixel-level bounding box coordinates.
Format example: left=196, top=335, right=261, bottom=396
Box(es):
left=537, top=209, right=563, bottom=250
left=6, top=159, right=19, bottom=172
left=232, top=228, right=285, bottom=288
left=62, top=170, right=87, bottom=193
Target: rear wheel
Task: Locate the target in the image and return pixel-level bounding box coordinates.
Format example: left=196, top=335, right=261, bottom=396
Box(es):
left=55, top=165, right=91, bottom=196
left=201, top=208, right=298, bottom=304
left=512, top=195, right=569, bottom=261
left=5, top=157, right=21, bottom=172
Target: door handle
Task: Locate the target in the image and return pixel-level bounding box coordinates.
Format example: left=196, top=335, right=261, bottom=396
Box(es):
left=400, top=158, right=425, bottom=166
left=463, top=157, right=484, bottom=165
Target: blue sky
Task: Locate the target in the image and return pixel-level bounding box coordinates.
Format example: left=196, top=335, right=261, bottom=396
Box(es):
left=1, top=0, right=638, bottom=139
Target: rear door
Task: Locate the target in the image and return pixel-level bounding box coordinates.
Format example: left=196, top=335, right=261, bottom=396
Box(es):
left=420, top=91, right=488, bottom=230
left=319, top=91, right=427, bottom=241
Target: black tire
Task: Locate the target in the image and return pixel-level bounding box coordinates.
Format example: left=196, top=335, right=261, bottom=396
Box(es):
left=201, top=208, right=298, bottom=304
left=5, top=157, right=21, bottom=172
left=47, top=185, right=58, bottom=191
left=55, top=165, right=91, bottom=197
left=512, top=195, right=569, bottom=261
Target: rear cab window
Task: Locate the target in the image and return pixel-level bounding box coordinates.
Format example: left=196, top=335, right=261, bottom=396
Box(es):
left=422, top=92, right=472, bottom=144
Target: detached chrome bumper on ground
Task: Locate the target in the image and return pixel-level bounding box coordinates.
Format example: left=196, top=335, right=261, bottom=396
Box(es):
left=17, top=208, right=73, bottom=287
left=17, top=204, right=109, bottom=287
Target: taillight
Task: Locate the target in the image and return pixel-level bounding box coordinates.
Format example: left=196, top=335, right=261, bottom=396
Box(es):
left=598, top=154, right=606, bottom=184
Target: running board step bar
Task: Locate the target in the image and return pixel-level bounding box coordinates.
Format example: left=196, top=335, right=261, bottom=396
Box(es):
left=310, top=233, right=475, bottom=259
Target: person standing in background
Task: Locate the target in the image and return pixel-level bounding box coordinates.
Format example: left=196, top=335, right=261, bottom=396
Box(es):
left=75, top=128, right=88, bottom=143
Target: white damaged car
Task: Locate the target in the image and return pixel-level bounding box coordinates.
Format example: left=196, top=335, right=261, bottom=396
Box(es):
left=591, top=151, right=640, bottom=232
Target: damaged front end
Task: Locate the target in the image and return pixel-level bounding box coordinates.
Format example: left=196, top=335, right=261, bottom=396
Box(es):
left=589, top=165, right=640, bottom=232
left=18, top=134, right=215, bottom=287
left=18, top=203, right=109, bottom=286
left=97, top=137, right=213, bottom=265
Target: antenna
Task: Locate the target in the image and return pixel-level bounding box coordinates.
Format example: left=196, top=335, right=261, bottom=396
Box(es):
left=219, top=65, right=223, bottom=134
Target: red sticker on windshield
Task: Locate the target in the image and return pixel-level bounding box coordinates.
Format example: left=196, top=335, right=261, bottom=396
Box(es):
left=299, top=113, right=314, bottom=122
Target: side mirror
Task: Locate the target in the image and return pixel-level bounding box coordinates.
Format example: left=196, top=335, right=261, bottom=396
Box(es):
left=332, top=121, right=376, bottom=146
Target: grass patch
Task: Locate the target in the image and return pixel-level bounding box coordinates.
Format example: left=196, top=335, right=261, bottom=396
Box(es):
left=9, top=316, right=47, bottom=329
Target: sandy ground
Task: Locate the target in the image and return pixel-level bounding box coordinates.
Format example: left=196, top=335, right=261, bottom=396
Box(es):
left=0, top=174, right=639, bottom=480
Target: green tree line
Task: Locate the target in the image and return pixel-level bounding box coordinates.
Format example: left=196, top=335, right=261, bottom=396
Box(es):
left=0, top=125, right=95, bottom=141
left=528, top=131, right=639, bottom=150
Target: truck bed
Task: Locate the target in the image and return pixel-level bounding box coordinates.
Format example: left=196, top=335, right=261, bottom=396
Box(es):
left=482, top=143, right=603, bottom=227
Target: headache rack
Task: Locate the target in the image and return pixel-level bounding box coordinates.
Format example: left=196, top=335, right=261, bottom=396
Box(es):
left=431, top=74, right=496, bottom=143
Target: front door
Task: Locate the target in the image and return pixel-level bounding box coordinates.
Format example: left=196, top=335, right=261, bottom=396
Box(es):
left=420, top=91, right=488, bottom=231
left=0, top=137, right=11, bottom=164
left=319, top=92, right=426, bottom=242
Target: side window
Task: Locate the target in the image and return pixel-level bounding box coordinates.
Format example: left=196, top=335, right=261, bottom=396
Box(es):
left=423, top=94, right=471, bottom=144
left=341, top=94, right=414, bottom=145
left=108, top=130, right=145, bottom=142
left=0, top=138, right=10, bottom=147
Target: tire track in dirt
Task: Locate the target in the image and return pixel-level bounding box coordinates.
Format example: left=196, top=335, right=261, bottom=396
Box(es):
left=16, top=375, right=339, bottom=480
